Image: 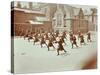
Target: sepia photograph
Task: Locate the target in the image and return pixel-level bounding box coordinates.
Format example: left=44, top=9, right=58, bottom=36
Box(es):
left=11, top=1, right=97, bottom=74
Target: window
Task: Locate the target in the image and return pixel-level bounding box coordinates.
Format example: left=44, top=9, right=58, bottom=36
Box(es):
left=57, top=13, right=62, bottom=27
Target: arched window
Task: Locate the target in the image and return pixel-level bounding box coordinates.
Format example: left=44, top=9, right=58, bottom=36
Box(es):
left=57, top=13, right=62, bottom=27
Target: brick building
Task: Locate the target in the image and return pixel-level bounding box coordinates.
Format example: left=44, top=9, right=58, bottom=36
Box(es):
left=11, top=7, right=52, bottom=36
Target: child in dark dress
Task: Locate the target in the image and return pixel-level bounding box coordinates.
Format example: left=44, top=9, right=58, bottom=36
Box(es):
left=80, top=34, right=86, bottom=45
left=47, top=38, right=55, bottom=51
left=33, top=36, right=39, bottom=45
left=87, top=32, right=92, bottom=42
left=72, top=35, right=78, bottom=48
left=40, top=36, right=47, bottom=48
left=57, top=39, right=67, bottom=55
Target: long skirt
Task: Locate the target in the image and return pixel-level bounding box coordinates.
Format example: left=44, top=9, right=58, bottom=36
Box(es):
left=57, top=44, right=64, bottom=51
